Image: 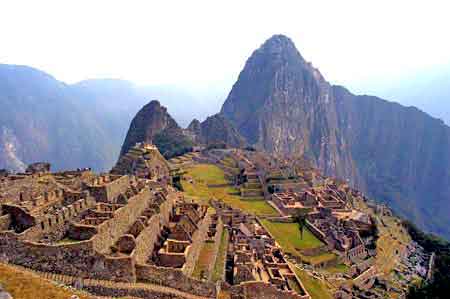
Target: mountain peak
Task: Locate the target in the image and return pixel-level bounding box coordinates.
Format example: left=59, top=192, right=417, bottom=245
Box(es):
left=256, top=34, right=306, bottom=63
left=119, top=100, right=179, bottom=156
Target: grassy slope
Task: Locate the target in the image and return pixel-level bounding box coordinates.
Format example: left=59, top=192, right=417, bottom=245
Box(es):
left=212, top=229, right=229, bottom=282
left=182, top=164, right=278, bottom=216
left=0, top=263, right=94, bottom=299
left=192, top=242, right=216, bottom=279
left=293, top=266, right=333, bottom=299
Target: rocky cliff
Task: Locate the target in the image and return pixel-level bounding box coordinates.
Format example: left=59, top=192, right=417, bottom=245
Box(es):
left=221, top=35, right=450, bottom=239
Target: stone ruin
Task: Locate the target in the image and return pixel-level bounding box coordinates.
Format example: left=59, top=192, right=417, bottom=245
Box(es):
left=0, top=160, right=217, bottom=298
left=212, top=200, right=311, bottom=299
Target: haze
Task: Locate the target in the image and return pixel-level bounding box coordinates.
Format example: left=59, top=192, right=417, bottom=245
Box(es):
left=1, top=0, right=450, bottom=120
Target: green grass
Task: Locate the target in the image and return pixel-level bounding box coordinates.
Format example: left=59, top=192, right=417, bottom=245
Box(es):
left=186, top=164, right=229, bottom=185
left=302, top=252, right=337, bottom=265
left=324, top=263, right=349, bottom=274
left=182, top=164, right=278, bottom=216
left=260, top=220, right=324, bottom=252
left=293, top=266, right=333, bottom=299
left=260, top=220, right=337, bottom=265
left=192, top=242, right=216, bottom=279
left=212, top=229, right=229, bottom=282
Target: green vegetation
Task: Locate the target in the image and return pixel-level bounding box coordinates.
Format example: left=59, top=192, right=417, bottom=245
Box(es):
left=260, top=219, right=337, bottom=265
left=323, top=263, right=349, bottom=274
left=212, top=229, right=229, bottom=282
left=154, top=129, right=194, bottom=159
left=260, top=220, right=324, bottom=252
left=182, top=164, right=278, bottom=216
left=192, top=242, right=216, bottom=280
left=292, top=266, right=333, bottom=299
left=404, top=220, right=450, bottom=299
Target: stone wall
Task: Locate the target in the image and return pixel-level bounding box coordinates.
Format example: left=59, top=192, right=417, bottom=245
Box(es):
left=105, top=175, right=130, bottom=202
left=182, top=211, right=212, bottom=276
left=0, top=215, right=11, bottom=230
left=133, top=194, right=176, bottom=264
left=87, top=175, right=130, bottom=202
left=230, top=281, right=310, bottom=299
left=0, top=231, right=137, bottom=282
left=92, top=188, right=151, bottom=253
left=136, top=263, right=216, bottom=298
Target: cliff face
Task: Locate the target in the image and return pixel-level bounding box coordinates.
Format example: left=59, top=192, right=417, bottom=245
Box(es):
left=187, top=114, right=246, bottom=148
left=221, top=35, right=450, bottom=239
left=120, top=100, right=193, bottom=159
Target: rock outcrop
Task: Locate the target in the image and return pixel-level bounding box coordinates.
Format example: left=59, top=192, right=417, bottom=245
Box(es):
left=220, top=34, right=450, bottom=239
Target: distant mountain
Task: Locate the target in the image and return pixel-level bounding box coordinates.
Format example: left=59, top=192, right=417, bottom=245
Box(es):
left=357, top=66, right=450, bottom=126
left=0, top=65, right=117, bottom=172
left=0, top=65, right=221, bottom=172
left=220, top=35, right=450, bottom=239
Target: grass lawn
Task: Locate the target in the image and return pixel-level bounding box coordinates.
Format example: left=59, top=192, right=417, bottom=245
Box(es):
left=260, top=220, right=337, bottom=265
left=186, top=164, right=229, bottom=185
left=293, top=266, right=333, bottom=299
left=192, top=241, right=216, bottom=280
left=301, top=252, right=337, bottom=265
left=323, top=263, right=349, bottom=274
left=260, top=220, right=324, bottom=252
left=0, top=263, right=94, bottom=299
left=212, top=229, right=229, bottom=282
left=182, top=164, right=278, bottom=216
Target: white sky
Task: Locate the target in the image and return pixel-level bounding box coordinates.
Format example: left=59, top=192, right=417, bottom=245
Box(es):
left=1, top=0, right=450, bottom=93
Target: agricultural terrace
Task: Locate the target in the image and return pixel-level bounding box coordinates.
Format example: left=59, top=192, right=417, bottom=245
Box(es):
left=181, top=164, right=278, bottom=216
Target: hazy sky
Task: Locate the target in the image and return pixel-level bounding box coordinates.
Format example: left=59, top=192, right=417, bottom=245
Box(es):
left=1, top=0, right=450, bottom=94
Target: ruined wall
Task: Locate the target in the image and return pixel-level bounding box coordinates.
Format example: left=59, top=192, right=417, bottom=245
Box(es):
left=106, top=175, right=130, bottom=202
left=68, top=223, right=98, bottom=241
left=133, top=194, right=176, bottom=264
left=135, top=263, right=216, bottom=298
left=92, top=188, right=151, bottom=253
left=0, top=231, right=136, bottom=282
left=230, top=281, right=310, bottom=299
left=84, top=284, right=185, bottom=299
left=182, top=211, right=212, bottom=276
left=88, top=175, right=130, bottom=202
left=36, top=197, right=96, bottom=242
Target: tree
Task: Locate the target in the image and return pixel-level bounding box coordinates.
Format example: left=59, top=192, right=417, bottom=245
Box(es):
left=293, top=211, right=308, bottom=240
